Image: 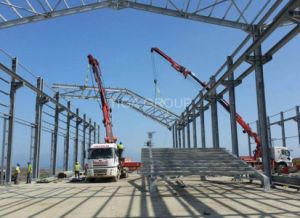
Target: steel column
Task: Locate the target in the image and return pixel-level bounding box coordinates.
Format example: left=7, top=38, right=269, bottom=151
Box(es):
left=88, top=119, right=92, bottom=148
left=172, top=125, right=175, bottom=148
left=192, top=107, right=197, bottom=148
left=200, top=92, right=206, bottom=148
left=33, top=77, right=44, bottom=178
left=182, top=125, right=186, bottom=148
left=210, top=76, right=220, bottom=148
left=248, top=134, right=252, bottom=157
left=64, top=101, right=71, bottom=171
left=267, top=116, right=272, bottom=147
left=29, top=125, right=34, bottom=163
left=178, top=127, right=182, bottom=149
left=93, top=122, right=96, bottom=144
left=174, top=123, right=178, bottom=148
left=6, top=58, right=19, bottom=183
left=296, top=106, right=300, bottom=148
left=52, top=92, right=60, bottom=176
left=1, top=117, right=7, bottom=184
left=82, top=114, right=87, bottom=167
left=74, top=108, right=80, bottom=163
left=253, top=30, right=271, bottom=179
left=227, top=56, right=239, bottom=156
left=97, top=124, right=100, bottom=143
left=187, top=118, right=191, bottom=148
left=280, top=112, right=286, bottom=147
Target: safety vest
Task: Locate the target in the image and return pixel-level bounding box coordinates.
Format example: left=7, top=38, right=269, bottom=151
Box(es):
left=74, top=163, right=80, bottom=171
left=15, top=166, right=20, bottom=174
left=28, top=164, right=32, bottom=173
left=117, top=143, right=124, bottom=150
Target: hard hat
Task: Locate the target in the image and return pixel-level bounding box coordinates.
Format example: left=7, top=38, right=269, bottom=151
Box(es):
left=27, top=162, right=31, bottom=164
left=120, top=142, right=122, bottom=144
left=17, top=163, right=20, bottom=166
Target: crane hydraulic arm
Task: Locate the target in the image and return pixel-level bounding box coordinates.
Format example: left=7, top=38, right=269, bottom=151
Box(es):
left=151, top=47, right=261, bottom=159
left=88, top=54, right=117, bottom=143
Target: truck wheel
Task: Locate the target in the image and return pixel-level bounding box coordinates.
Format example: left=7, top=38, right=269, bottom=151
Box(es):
left=277, top=163, right=287, bottom=173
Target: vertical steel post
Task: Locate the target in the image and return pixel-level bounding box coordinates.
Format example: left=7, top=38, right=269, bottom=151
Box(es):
left=192, top=107, right=197, bottom=148
left=1, top=117, right=7, bottom=185
left=50, top=131, right=54, bottom=171
left=74, top=108, right=80, bottom=163
left=52, top=92, right=60, bottom=176
left=178, top=126, right=182, bottom=148
left=248, top=134, right=252, bottom=157
left=200, top=92, right=206, bottom=148
left=280, top=112, right=286, bottom=147
left=97, top=124, right=100, bottom=143
left=93, top=122, right=96, bottom=144
left=29, top=125, right=34, bottom=163
left=210, top=76, right=220, bottom=148
left=187, top=117, right=191, bottom=148
left=253, top=29, right=271, bottom=179
left=64, top=101, right=71, bottom=171
left=174, top=122, right=178, bottom=148
left=256, top=120, right=260, bottom=137
left=6, top=57, right=19, bottom=183
left=172, top=125, right=175, bottom=148
left=296, top=106, right=300, bottom=148
left=33, top=77, right=44, bottom=179
left=182, top=125, right=186, bottom=148
left=227, top=56, right=239, bottom=156
left=82, top=114, right=86, bottom=167
left=88, top=119, right=92, bottom=148
left=267, top=116, right=272, bottom=147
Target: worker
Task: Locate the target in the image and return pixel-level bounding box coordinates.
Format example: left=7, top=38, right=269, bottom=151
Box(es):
left=14, top=163, right=21, bottom=185
left=117, top=142, right=124, bottom=159
left=26, top=162, right=32, bottom=184
left=74, top=161, right=81, bottom=179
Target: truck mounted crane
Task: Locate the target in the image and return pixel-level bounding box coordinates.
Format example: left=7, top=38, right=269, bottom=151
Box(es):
left=151, top=48, right=292, bottom=171
left=88, top=54, right=117, bottom=143
left=85, top=54, right=140, bottom=181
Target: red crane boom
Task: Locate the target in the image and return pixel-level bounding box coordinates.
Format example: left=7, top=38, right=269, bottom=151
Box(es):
left=151, top=47, right=261, bottom=159
left=88, top=54, right=117, bottom=143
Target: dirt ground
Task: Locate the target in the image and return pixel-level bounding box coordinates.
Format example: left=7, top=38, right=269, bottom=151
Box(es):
left=0, top=175, right=300, bottom=218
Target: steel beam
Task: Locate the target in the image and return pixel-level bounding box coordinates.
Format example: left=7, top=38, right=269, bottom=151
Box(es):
left=280, top=112, right=286, bottom=147
left=200, top=92, right=206, bottom=148
left=210, top=77, right=220, bottom=148
left=172, top=125, right=175, bottom=148
left=248, top=134, right=252, bottom=157
left=253, top=30, right=271, bottom=179
left=5, top=58, right=20, bottom=183
left=227, top=56, right=239, bottom=156
left=267, top=116, right=272, bottom=147
left=33, top=77, right=44, bottom=179
left=174, top=123, right=178, bottom=148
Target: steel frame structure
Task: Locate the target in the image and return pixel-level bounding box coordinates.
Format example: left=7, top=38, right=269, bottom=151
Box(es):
left=0, top=59, right=101, bottom=183
left=0, top=0, right=299, bottom=184
left=52, top=84, right=181, bottom=130
left=0, top=0, right=280, bottom=30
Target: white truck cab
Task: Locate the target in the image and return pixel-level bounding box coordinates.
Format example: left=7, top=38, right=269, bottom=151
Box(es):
left=271, top=146, right=293, bottom=170
left=86, top=143, right=120, bottom=181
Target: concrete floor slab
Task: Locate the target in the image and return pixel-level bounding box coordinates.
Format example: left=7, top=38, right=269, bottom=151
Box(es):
left=0, top=175, right=300, bottom=218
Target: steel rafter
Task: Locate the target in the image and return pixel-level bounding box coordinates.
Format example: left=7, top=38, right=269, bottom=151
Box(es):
left=0, top=0, right=277, bottom=30
left=52, top=83, right=181, bottom=129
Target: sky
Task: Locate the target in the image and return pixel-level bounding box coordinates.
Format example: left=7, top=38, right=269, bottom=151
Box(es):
left=0, top=4, right=300, bottom=169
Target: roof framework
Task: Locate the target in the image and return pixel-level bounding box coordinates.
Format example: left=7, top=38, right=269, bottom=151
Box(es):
left=52, top=83, right=181, bottom=129
left=0, top=0, right=278, bottom=30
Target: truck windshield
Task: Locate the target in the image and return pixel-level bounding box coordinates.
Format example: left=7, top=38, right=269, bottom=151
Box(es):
left=281, top=150, right=290, bottom=157
left=88, top=148, right=113, bottom=159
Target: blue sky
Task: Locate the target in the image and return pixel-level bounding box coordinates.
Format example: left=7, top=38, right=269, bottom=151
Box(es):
left=0, top=7, right=300, bottom=168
